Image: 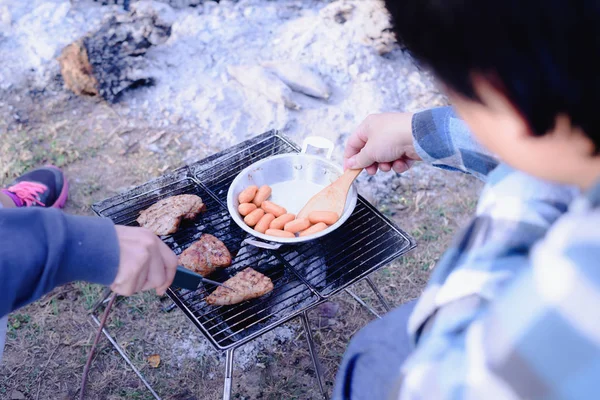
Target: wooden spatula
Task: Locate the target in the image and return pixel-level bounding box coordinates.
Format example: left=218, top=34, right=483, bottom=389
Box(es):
left=297, top=168, right=362, bottom=220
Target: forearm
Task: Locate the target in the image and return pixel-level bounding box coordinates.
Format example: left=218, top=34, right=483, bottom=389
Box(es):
left=0, top=208, right=120, bottom=317
left=412, top=106, right=499, bottom=181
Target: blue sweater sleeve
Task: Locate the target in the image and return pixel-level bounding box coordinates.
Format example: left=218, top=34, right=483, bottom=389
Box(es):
left=412, top=106, right=500, bottom=182
left=0, top=208, right=120, bottom=317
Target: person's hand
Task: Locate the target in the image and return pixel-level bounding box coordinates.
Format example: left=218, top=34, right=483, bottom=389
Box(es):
left=110, top=225, right=178, bottom=296
left=344, top=112, right=422, bottom=175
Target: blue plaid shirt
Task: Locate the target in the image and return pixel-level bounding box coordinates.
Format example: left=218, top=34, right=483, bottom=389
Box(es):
left=392, top=107, right=599, bottom=400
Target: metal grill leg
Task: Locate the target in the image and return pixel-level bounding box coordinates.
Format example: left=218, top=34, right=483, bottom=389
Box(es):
left=344, top=289, right=381, bottom=319
left=365, top=276, right=392, bottom=312
left=223, top=348, right=234, bottom=400
left=301, top=312, right=328, bottom=400
left=90, top=286, right=113, bottom=314
left=89, top=315, right=161, bottom=400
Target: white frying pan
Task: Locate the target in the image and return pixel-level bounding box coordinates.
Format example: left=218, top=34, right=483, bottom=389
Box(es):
left=226, top=137, right=358, bottom=250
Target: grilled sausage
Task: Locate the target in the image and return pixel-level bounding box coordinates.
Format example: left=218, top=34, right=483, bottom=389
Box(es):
left=244, top=208, right=265, bottom=227
left=265, top=229, right=295, bottom=238
left=238, top=185, right=258, bottom=204
left=261, top=201, right=287, bottom=217
left=284, top=218, right=311, bottom=234
left=255, top=213, right=276, bottom=234
left=252, top=185, right=272, bottom=207
left=238, top=203, right=257, bottom=216
left=299, top=222, right=328, bottom=237
left=270, top=213, right=295, bottom=230
left=308, top=211, right=339, bottom=225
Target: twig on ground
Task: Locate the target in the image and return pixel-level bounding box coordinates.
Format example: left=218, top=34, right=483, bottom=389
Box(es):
left=79, top=292, right=117, bottom=400
left=38, top=287, right=77, bottom=307
left=121, top=141, right=140, bottom=156
left=36, top=343, right=61, bottom=400
left=6, top=366, right=22, bottom=380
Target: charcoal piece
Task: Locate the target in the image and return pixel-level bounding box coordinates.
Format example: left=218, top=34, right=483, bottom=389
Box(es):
left=93, top=0, right=132, bottom=10
left=93, top=0, right=213, bottom=10
left=58, top=7, right=171, bottom=102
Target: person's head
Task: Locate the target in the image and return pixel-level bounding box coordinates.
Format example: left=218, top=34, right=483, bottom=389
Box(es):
left=385, top=0, right=600, bottom=188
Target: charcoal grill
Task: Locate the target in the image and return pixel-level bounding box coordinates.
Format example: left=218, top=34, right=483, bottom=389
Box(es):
left=90, top=131, right=416, bottom=399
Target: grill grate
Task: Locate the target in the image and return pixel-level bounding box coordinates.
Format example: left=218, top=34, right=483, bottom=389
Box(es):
left=191, top=134, right=298, bottom=204
left=93, top=131, right=415, bottom=350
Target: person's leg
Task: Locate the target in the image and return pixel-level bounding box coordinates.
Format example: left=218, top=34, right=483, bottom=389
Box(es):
left=332, top=300, right=416, bottom=400
left=0, top=165, right=68, bottom=209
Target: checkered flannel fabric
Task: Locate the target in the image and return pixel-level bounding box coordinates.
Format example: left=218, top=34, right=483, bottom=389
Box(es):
left=392, top=107, right=598, bottom=400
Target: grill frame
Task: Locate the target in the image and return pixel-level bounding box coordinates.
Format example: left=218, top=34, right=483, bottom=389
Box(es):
left=92, top=130, right=416, bottom=351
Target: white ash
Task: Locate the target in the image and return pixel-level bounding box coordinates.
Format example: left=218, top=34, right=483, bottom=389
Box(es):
left=0, top=1, right=114, bottom=90
left=173, top=325, right=295, bottom=371
left=0, top=0, right=445, bottom=161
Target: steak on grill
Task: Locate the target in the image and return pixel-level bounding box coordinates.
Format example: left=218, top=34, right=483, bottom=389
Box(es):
left=137, top=194, right=205, bottom=235
left=206, top=267, right=274, bottom=306
left=179, top=234, right=232, bottom=276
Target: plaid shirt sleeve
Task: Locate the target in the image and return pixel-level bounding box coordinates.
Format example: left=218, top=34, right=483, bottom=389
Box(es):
left=388, top=108, right=598, bottom=400
left=412, top=106, right=499, bottom=181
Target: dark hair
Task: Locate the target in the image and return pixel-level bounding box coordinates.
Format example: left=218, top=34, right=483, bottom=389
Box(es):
left=384, top=0, right=600, bottom=149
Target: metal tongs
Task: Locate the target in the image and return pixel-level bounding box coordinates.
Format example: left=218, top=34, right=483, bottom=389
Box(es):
left=173, top=266, right=234, bottom=291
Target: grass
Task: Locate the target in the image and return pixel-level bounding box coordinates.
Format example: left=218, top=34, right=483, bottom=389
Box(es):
left=0, top=122, right=99, bottom=183
left=76, top=283, right=105, bottom=310
left=8, top=314, right=30, bottom=331
left=0, top=87, right=482, bottom=399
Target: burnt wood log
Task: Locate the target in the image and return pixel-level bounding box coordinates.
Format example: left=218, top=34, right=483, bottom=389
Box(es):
left=58, top=8, right=171, bottom=102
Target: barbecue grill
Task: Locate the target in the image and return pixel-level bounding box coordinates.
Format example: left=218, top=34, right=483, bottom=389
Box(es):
left=90, top=131, right=416, bottom=400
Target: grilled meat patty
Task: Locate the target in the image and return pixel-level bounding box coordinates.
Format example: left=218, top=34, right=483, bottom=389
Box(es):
left=179, top=234, right=232, bottom=276
left=137, top=194, right=205, bottom=236
left=206, top=267, right=273, bottom=306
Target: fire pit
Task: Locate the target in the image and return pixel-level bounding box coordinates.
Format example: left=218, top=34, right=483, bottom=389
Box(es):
left=90, top=131, right=416, bottom=400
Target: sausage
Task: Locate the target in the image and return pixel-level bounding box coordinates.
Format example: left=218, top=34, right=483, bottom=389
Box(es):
left=299, top=222, right=328, bottom=237
left=265, top=229, right=295, bottom=238
left=284, top=218, right=311, bottom=234
left=252, top=185, right=272, bottom=207
left=261, top=201, right=287, bottom=218
left=270, top=213, right=295, bottom=230
left=238, top=203, right=257, bottom=216
left=238, top=185, right=258, bottom=204
left=254, top=213, right=276, bottom=234
left=244, top=208, right=265, bottom=227
left=308, top=211, right=339, bottom=225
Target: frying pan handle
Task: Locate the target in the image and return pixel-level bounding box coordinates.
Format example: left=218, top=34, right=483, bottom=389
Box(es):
left=243, top=238, right=283, bottom=250
left=301, top=136, right=334, bottom=160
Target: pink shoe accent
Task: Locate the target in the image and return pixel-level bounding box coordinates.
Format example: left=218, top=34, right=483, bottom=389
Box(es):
left=6, top=181, right=48, bottom=207
left=45, top=165, right=69, bottom=209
